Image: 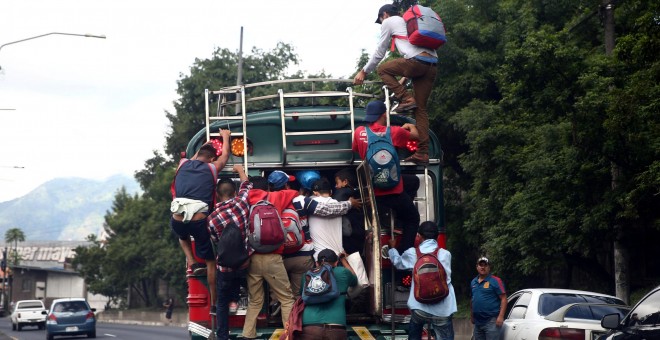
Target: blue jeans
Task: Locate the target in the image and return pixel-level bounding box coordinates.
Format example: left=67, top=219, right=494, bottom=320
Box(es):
left=215, top=269, right=244, bottom=340
left=408, top=309, right=454, bottom=340
left=473, top=317, right=500, bottom=340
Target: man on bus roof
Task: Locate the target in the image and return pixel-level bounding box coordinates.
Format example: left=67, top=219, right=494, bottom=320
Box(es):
left=352, top=100, right=421, bottom=253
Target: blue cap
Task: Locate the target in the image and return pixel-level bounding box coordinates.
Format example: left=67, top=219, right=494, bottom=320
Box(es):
left=365, top=100, right=386, bottom=122
left=268, top=170, right=295, bottom=189
left=296, top=170, right=321, bottom=190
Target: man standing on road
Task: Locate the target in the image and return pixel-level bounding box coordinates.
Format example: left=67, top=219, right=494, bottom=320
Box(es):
left=470, top=257, right=507, bottom=340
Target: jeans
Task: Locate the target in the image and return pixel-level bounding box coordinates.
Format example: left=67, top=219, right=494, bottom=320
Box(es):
left=408, top=309, right=454, bottom=340
left=473, top=317, right=500, bottom=340
left=215, top=268, right=245, bottom=340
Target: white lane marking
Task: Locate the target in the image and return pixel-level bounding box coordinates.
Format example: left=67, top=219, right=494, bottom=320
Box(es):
left=105, top=334, right=117, bottom=337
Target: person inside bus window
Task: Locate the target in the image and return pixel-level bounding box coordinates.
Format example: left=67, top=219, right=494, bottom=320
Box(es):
left=170, top=128, right=231, bottom=316
left=309, top=178, right=345, bottom=260
left=333, top=168, right=365, bottom=255
left=352, top=100, right=421, bottom=253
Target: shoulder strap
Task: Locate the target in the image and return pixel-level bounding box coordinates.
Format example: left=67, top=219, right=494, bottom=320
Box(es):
left=391, top=35, right=408, bottom=52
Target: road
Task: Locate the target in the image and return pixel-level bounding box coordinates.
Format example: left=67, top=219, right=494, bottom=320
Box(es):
left=0, top=317, right=189, bottom=340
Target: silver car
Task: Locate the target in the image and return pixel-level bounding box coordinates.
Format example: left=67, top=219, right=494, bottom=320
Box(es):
left=501, top=288, right=629, bottom=340
left=45, top=298, right=96, bottom=340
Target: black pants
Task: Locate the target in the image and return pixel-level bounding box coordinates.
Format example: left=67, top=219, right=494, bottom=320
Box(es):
left=376, top=192, right=420, bottom=253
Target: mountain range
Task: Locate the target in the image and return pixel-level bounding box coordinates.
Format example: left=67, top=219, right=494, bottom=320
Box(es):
left=0, top=175, right=140, bottom=241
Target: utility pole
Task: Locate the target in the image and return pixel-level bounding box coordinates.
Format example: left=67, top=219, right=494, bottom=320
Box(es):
left=1, top=249, right=5, bottom=311
left=602, top=0, right=629, bottom=304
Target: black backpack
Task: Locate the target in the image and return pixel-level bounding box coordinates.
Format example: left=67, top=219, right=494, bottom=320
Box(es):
left=216, top=222, right=249, bottom=269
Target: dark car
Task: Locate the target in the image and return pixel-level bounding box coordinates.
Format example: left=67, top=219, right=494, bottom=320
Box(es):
left=598, top=285, right=660, bottom=340
left=45, top=298, right=96, bottom=340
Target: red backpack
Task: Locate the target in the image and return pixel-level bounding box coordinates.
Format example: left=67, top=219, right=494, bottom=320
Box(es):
left=413, top=246, right=449, bottom=304
left=391, top=5, right=447, bottom=51
left=247, top=199, right=285, bottom=253
left=281, top=207, right=305, bottom=254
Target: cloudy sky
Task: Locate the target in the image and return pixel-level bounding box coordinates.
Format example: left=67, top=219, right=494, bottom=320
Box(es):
left=0, top=0, right=390, bottom=202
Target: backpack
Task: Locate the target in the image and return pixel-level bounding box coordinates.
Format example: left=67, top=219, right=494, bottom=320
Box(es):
left=413, top=246, right=449, bottom=304
left=216, top=222, right=249, bottom=269
left=248, top=199, right=285, bottom=253
left=302, top=264, right=340, bottom=305
left=392, top=5, right=447, bottom=51
left=365, top=126, right=401, bottom=189
left=281, top=208, right=305, bottom=254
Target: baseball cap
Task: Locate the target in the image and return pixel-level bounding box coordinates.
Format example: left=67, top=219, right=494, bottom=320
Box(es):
left=364, top=100, right=386, bottom=123
left=375, top=4, right=398, bottom=24
left=268, top=170, right=295, bottom=189
left=317, top=249, right=339, bottom=263
left=296, top=170, right=321, bottom=190
left=477, top=257, right=489, bottom=265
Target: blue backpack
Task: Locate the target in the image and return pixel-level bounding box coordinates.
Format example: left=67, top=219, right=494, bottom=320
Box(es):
left=366, top=127, right=401, bottom=189
left=302, top=264, right=339, bottom=305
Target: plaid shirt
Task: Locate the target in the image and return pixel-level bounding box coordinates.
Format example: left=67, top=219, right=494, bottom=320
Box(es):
left=208, top=180, right=253, bottom=272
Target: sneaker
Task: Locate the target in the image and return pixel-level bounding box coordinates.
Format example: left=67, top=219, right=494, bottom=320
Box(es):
left=269, top=302, right=281, bottom=317
left=229, top=302, right=238, bottom=314
left=190, top=262, right=207, bottom=275
left=392, top=98, right=417, bottom=113
left=404, top=152, right=429, bottom=165
left=210, top=305, right=217, bottom=316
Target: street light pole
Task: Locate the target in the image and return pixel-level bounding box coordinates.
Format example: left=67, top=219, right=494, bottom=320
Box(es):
left=0, top=32, right=106, bottom=70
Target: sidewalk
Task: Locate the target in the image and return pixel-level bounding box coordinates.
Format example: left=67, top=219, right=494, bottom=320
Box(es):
left=95, top=309, right=189, bottom=327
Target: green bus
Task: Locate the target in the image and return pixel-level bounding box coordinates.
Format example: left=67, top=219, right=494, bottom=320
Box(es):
left=185, top=79, right=446, bottom=339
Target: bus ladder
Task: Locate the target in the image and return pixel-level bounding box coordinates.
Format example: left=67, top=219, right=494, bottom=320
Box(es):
left=205, top=88, right=250, bottom=173
left=277, top=87, right=356, bottom=166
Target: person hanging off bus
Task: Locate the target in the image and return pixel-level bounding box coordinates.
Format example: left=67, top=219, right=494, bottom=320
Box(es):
left=207, top=164, right=252, bottom=339
left=353, top=4, right=437, bottom=164
left=170, top=128, right=230, bottom=314
left=352, top=100, right=421, bottom=253
left=299, top=249, right=358, bottom=340
left=386, top=221, right=457, bottom=340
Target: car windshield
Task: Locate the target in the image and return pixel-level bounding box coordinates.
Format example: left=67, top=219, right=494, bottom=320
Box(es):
left=539, top=293, right=627, bottom=320
left=626, top=289, right=660, bottom=326
left=53, top=301, right=88, bottom=313
left=17, top=302, right=43, bottom=309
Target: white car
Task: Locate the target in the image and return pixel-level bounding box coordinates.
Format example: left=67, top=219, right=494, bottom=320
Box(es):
left=501, top=288, right=629, bottom=340
left=10, top=299, right=47, bottom=331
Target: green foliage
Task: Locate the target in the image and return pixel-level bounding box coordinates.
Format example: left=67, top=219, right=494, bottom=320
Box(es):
left=440, top=0, right=660, bottom=294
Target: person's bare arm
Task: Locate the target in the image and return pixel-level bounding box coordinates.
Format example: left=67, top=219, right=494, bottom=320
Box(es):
left=496, top=293, right=507, bottom=327
left=353, top=70, right=366, bottom=85
left=212, top=129, right=231, bottom=171
left=233, top=164, right=248, bottom=182
left=402, top=123, right=420, bottom=141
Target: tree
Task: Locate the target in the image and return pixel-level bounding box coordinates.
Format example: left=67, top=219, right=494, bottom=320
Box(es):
left=74, top=43, right=302, bottom=307
left=4, top=228, right=25, bottom=266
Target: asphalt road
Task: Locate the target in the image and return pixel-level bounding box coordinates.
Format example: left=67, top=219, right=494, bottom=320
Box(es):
left=0, top=317, right=189, bottom=340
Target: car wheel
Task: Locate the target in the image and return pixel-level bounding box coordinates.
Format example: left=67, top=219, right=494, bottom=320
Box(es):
left=11, top=322, right=15, bottom=331
left=46, top=332, right=54, bottom=340
left=87, top=330, right=96, bottom=338
left=17, top=323, right=22, bottom=331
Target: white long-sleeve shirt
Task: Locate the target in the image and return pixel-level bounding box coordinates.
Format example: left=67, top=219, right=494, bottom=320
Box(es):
left=363, top=15, right=438, bottom=74
left=388, top=239, right=458, bottom=317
